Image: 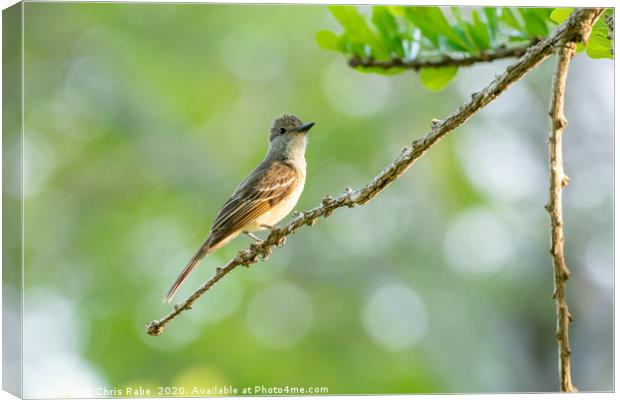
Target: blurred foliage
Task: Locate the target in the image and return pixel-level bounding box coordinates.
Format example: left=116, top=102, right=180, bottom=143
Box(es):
left=317, top=7, right=613, bottom=91
left=16, top=3, right=613, bottom=396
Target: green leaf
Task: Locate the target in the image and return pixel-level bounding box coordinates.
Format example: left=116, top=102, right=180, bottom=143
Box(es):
left=471, top=10, right=491, bottom=50
left=328, top=6, right=361, bottom=31
left=451, top=7, right=479, bottom=52
left=519, top=8, right=552, bottom=37
left=372, top=6, right=399, bottom=35
left=586, top=37, right=612, bottom=58
left=419, top=66, right=458, bottom=91
left=328, top=6, right=390, bottom=59
left=329, top=6, right=371, bottom=43
left=482, top=7, right=500, bottom=45
left=372, top=6, right=405, bottom=57
left=316, top=30, right=340, bottom=51
left=550, top=8, right=574, bottom=24
left=404, top=7, right=471, bottom=52
left=500, top=8, right=522, bottom=31
left=386, top=6, right=405, bottom=17
left=585, top=16, right=613, bottom=59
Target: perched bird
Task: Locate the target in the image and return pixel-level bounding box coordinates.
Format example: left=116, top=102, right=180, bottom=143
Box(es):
left=164, top=114, right=315, bottom=302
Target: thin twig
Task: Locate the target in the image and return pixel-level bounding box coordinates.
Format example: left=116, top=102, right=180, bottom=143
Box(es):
left=546, top=41, right=577, bottom=393
left=146, top=8, right=604, bottom=337
left=545, top=9, right=602, bottom=392
left=348, top=40, right=540, bottom=71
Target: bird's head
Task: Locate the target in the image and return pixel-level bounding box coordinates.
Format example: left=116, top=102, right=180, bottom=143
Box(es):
left=267, top=114, right=315, bottom=161
left=269, top=114, right=315, bottom=143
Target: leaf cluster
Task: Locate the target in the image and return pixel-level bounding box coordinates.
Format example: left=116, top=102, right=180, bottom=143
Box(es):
left=317, top=7, right=613, bottom=91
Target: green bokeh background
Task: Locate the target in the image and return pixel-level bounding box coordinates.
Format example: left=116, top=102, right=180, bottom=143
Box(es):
left=15, top=3, right=613, bottom=395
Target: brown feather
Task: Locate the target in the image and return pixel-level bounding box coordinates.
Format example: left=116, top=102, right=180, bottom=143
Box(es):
left=208, top=159, right=300, bottom=245
left=164, top=160, right=300, bottom=302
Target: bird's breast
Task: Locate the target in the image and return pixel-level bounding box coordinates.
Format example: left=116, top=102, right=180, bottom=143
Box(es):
left=251, top=172, right=305, bottom=229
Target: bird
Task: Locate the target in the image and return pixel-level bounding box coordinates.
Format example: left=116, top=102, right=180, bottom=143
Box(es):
left=164, top=114, right=315, bottom=302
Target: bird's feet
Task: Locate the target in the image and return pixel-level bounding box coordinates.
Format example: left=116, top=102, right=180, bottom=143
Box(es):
left=243, top=223, right=277, bottom=242
left=243, top=231, right=263, bottom=242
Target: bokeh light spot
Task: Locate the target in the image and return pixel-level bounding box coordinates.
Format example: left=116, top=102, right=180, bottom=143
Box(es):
left=246, top=282, right=314, bottom=349
left=220, top=27, right=287, bottom=83
left=24, top=288, right=104, bottom=398
left=443, top=207, right=515, bottom=274
left=361, top=284, right=428, bottom=351
left=322, top=60, right=390, bottom=117
left=456, top=122, right=545, bottom=203
left=581, top=230, right=613, bottom=290
left=23, top=134, right=56, bottom=198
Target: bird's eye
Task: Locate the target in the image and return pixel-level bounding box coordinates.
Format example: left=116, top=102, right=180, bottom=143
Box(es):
left=279, top=127, right=286, bottom=135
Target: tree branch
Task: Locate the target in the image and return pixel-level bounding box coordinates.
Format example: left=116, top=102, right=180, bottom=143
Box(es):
left=544, top=10, right=601, bottom=392
left=545, top=9, right=602, bottom=393
left=546, top=42, right=576, bottom=393
left=348, top=40, right=540, bottom=71
left=146, top=8, right=604, bottom=337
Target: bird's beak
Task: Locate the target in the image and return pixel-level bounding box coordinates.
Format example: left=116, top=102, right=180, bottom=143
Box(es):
left=294, top=122, right=315, bottom=133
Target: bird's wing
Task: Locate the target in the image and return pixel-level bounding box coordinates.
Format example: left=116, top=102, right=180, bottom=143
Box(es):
left=164, top=160, right=300, bottom=303
left=208, top=160, right=300, bottom=245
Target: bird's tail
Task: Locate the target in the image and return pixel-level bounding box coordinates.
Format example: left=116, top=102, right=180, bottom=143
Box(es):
left=164, top=239, right=212, bottom=303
